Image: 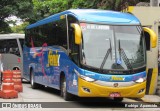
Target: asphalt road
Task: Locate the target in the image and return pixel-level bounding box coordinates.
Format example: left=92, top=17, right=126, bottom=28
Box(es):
left=0, top=81, right=159, bottom=111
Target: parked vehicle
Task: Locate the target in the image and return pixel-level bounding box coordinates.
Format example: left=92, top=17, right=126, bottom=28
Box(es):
left=0, top=33, right=24, bottom=71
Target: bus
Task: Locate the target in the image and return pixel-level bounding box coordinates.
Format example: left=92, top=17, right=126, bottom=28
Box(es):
left=0, top=33, right=24, bottom=71
left=24, top=9, right=149, bottom=101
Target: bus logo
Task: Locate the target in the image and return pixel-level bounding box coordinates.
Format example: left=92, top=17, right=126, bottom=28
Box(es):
left=113, top=83, right=119, bottom=87
left=47, top=50, right=60, bottom=67
left=111, top=76, right=125, bottom=81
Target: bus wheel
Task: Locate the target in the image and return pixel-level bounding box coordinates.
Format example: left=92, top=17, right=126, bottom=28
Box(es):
left=61, top=77, right=72, bottom=101
left=30, top=70, right=39, bottom=89
left=113, top=97, right=123, bottom=102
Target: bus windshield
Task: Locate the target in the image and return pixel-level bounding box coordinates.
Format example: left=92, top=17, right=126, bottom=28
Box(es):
left=80, top=23, right=146, bottom=71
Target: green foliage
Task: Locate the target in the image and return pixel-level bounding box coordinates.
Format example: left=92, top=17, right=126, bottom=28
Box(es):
left=31, top=0, right=108, bottom=22
left=31, top=0, right=68, bottom=22
left=11, top=22, right=29, bottom=34
left=16, top=0, right=34, bottom=20
left=0, top=0, right=150, bottom=33
left=0, top=0, right=33, bottom=21
left=25, top=0, right=149, bottom=23
left=0, top=0, right=33, bottom=33
left=0, top=20, right=12, bottom=34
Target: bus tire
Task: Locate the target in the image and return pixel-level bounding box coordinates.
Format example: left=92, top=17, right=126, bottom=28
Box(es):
left=30, top=70, right=39, bottom=89
left=60, top=77, right=72, bottom=101
left=113, top=97, right=123, bottom=102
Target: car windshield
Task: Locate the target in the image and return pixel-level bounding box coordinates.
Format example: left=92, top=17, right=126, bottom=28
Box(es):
left=80, top=23, right=146, bottom=71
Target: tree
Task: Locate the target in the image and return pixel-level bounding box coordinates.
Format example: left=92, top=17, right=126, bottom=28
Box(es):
left=0, top=21, right=12, bottom=34
left=30, top=0, right=149, bottom=23
left=0, top=0, right=150, bottom=33
left=11, top=22, right=29, bottom=34
left=82, top=0, right=139, bottom=11
left=0, top=0, right=33, bottom=33
left=31, top=0, right=68, bottom=22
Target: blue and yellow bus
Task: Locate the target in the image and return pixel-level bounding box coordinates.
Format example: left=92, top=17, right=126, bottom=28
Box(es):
left=23, top=9, right=148, bottom=101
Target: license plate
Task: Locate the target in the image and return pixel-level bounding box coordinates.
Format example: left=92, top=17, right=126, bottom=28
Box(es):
left=109, top=92, right=121, bottom=97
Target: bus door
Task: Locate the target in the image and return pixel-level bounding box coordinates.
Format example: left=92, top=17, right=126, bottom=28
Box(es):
left=67, top=15, right=80, bottom=95
left=68, top=28, right=79, bottom=95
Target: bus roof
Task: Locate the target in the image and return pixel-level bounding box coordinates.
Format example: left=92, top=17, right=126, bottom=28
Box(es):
left=26, top=9, right=140, bottom=29
left=0, top=33, right=24, bottom=39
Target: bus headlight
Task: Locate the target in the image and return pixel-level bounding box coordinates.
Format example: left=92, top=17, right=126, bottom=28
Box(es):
left=80, top=75, right=95, bottom=82
left=134, top=77, right=146, bottom=83
left=74, top=69, right=95, bottom=82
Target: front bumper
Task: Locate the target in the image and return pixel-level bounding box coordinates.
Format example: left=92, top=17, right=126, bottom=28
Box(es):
left=78, top=77, right=146, bottom=98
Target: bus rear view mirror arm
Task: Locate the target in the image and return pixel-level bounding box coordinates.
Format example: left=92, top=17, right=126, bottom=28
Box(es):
left=143, top=27, right=157, bottom=48
left=71, top=23, right=82, bottom=45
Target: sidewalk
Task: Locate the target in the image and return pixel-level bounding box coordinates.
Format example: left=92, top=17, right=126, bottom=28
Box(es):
left=141, top=95, right=160, bottom=102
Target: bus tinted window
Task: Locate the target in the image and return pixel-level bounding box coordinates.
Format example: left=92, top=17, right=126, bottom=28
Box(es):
left=56, top=19, right=67, bottom=48
left=45, top=19, right=68, bottom=48
left=0, top=39, right=20, bottom=56
left=25, top=29, right=32, bottom=47
left=25, top=19, right=67, bottom=49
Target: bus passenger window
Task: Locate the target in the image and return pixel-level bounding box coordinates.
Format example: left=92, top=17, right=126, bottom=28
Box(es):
left=56, top=20, right=67, bottom=49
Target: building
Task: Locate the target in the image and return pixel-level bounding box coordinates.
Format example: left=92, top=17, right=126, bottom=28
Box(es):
left=124, top=1, right=160, bottom=95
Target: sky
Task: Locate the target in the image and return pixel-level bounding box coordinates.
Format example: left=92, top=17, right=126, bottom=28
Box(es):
left=5, top=16, right=23, bottom=27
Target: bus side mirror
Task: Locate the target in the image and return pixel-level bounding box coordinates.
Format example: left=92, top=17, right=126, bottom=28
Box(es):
left=143, top=27, right=157, bottom=48
left=71, top=23, right=82, bottom=45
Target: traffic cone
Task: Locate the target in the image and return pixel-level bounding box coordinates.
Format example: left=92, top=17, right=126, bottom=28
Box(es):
left=12, top=70, right=23, bottom=92
left=2, top=70, right=13, bottom=83
left=0, top=70, right=18, bottom=99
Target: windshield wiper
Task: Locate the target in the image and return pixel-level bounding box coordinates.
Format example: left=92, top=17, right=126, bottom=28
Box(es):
left=136, top=26, right=142, bottom=34
left=118, top=40, right=133, bottom=70
left=100, top=39, right=112, bottom=72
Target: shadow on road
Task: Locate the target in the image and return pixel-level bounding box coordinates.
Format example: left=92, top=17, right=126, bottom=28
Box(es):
left=22, top=82, right=160, bottom=108
left=22, top=82, right=127, bottom=108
